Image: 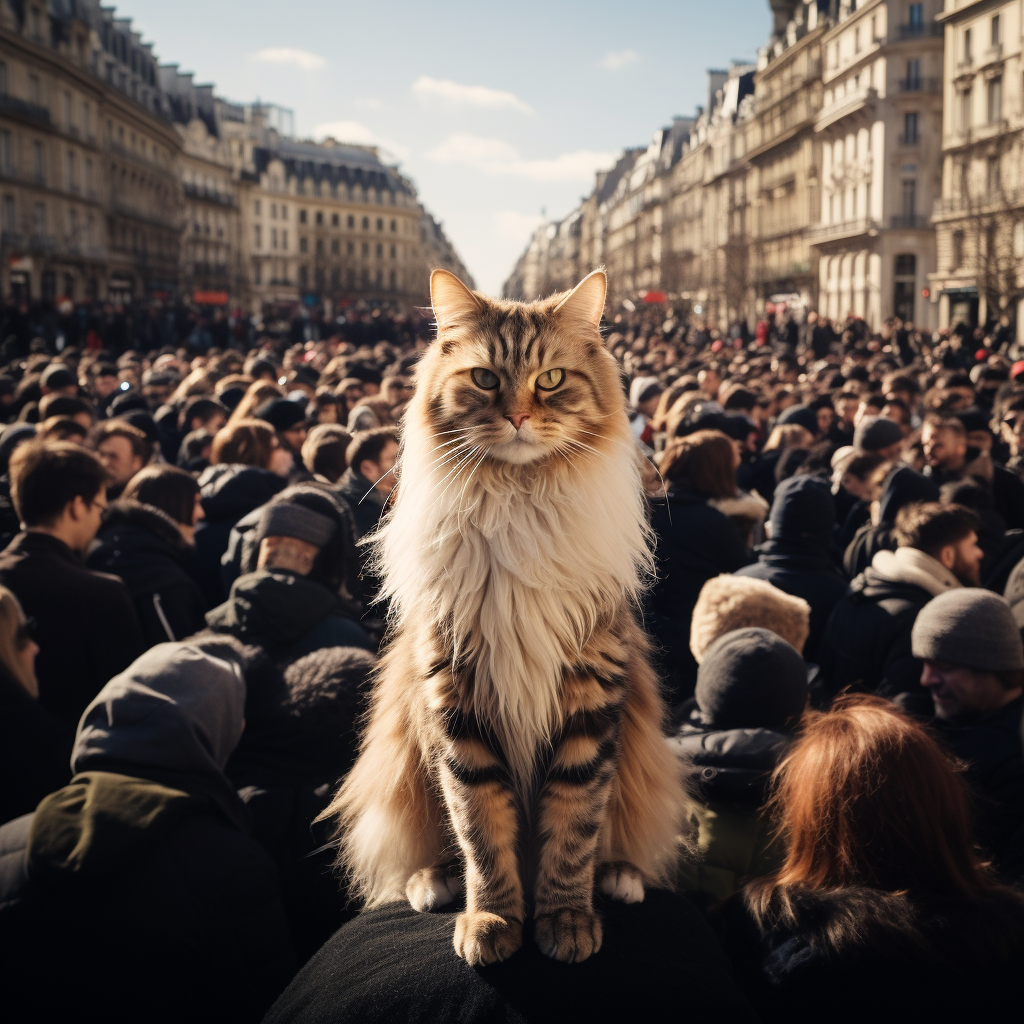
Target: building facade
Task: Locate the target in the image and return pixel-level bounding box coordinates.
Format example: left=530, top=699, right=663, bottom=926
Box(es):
left=0, top=0, right=182, bottom=303
left=930, top=0, right=1024, bottom=339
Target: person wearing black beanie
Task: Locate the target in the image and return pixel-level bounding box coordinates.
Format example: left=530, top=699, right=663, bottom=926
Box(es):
left=670, top=627, right=808, bottom=908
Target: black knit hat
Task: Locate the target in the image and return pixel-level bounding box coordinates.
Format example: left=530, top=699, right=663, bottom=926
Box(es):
left=777, top=404, right=819, bottom=437
left=255, top=397, right=307, bottom=432
left=695, top=628, right=808, bottom=732
left=853, top=415, right=904, bottom=453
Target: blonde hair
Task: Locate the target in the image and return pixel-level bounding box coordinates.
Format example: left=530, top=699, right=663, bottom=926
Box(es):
left=225, top=381, right=285, bottom=429
left=0, top=586, right=35, bottom=695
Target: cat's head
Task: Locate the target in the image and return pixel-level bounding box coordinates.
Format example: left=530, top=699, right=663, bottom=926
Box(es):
left=413, top=270, right=626, bottom=467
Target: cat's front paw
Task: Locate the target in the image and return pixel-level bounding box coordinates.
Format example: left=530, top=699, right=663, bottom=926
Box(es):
left=534, top=908, right=603, bottom=963
left=453, top=911, right=522, bottom=965
left=598, top=862, right=645, bottom=904
left=406, top=865, right=463, bottom=912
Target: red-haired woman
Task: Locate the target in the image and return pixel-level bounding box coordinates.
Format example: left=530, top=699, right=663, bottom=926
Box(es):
left=716, top=695, right=1024, bottom=1022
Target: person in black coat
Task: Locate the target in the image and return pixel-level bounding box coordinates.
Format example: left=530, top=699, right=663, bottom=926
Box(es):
left=264, top=889, right=758, bottom=1024
left=843, top=464, right=940, bottom=578
left=818, top=503, right=982, bottom=710
left=0, top=585, right=71, bottom=825
left=647, top=430, right=753, bottom=706
left=194, top=420, right=289, bottom=606
left=228, top=644, right=376, bottom=961
left=714, top=695, right=1024, bottom=1024
left=912, top=589, right=1024, bottom=881
left=87, top=465, right=208, bottom=647
left=735, top=474, right=846, bottom=662
left=0, top=639, right=296, bottom=1023
left=0, top=440, right=145, bottom=725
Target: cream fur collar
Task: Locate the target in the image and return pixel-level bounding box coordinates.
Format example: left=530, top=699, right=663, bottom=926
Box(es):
left=871, top=546, right=963, bottom=597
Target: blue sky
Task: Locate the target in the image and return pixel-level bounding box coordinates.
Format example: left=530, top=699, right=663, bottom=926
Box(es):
left=123, top=0, right=769, bottom=294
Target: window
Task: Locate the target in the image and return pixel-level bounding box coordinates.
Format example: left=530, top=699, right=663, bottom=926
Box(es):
left=959, top=87, right=972, bottom=131
left=347, top=241, right=354, bottom=255
left=67, top=149, right=77, bottom=190
left=0, top=130, right=12, bottom=175
left=315, top=238, right=323, bottom=255
left=315, top=211, right=323, bottom=226
left=347, top=215, right=354, bottom=228
left=376, top=243, right=383, bottom=257
left=903, top=112, right=919, bottom=144
left=390, top=219, right=396, bottom=232
left=255, top=225, right=262, bottom=248
left=362, top=216, right=369, bottom=229
left=361, top=242, right=369, bottom=256
left=376, top=217, right=383, bottom=231
left=909, top=3, right=923, bottom=30
left=992, top=14, right=1000, bottom=46
left=28, top=75, right=41, bottom=106
left=33, top=202, right=45, bottom=234
left=901, top=179, right=916, bottom=217
left=33, top=141, right=44, bottom=182
left=254, top=261, right=262, bottom=285
left=300, top=236, right=308, bottom=253
left=988, top=76, right=1003, bottom=123
left=389, top=244, right=396, bottom=259
left=906, top=59, right=920, bottom=89
left=280, top=205, right=287, bottom=220
left=964, top=28, right=973, bottom=63
left=855, top=27, right=861, bottom=54
left=63, top=92, right=72, bottom=129
left=987, top=154, right=1001, bottom=192
left=271, top=227, right=277, bottom=249
left=870, top=15, right=876, bottom=41
left=299, top=209, right=307, bottom=224
left=82, top=101, right=90, bottom=136
left=299, top=265, right=308, bottom=288
left=255, top=199, right=262, bottom=216
left=281, top=230, right=287, bottom=250
left=1, top=194, right=14, bottom=232
left=331, top=213, right=339, bottom=226
left=0, top=62, right=7, bottom=96
left=85, top=157, right=92, bottom=194
left=331, top=239, right=339, bottom=255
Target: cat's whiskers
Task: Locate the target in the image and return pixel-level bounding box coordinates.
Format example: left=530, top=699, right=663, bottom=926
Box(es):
left=455, top=445, right=490, bottom=524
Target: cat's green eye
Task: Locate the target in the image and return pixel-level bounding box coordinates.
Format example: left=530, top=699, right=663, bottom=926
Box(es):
left=470, top=367, right=500, bottom=390
left=536, top=368, right=565, bottom=391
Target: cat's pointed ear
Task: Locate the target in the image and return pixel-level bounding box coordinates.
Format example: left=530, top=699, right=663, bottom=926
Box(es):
left=431, top=270, right=482, bottom=331
left=554, top=270, right=606, bottom=328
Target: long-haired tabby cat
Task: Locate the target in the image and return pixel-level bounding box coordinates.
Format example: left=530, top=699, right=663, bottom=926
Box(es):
left=328, top=269, right=691, bottom=965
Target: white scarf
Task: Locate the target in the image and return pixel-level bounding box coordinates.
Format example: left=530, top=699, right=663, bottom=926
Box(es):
left=871, top=546, right=963, bottom=597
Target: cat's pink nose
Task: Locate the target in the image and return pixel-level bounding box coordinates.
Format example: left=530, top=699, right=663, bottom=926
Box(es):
left=507, top=413, right=530, bottom=431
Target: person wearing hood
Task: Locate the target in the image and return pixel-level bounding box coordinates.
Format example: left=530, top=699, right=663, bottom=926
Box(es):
left=671, top=628, right=807, bottom=909
left=87, top=464, right=208, bottom=647
left=206, top=489, right=373, bottom=662
left=0, top=640, right=296, bottom=1023
left=843, top=464, right=940, bottom=577
left=818, top=502, right=983, bottom=710
left=735, top=475, right=847, bottom=661
left=194, top=419, right=290, bottom=606
left=0, top=585, right=71, bottom=825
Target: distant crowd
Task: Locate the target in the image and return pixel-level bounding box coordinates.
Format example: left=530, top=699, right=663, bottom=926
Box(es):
left=0, top=294, right=1023, bottom=1022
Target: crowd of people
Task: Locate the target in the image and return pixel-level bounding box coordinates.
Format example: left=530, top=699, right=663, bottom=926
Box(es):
left=0, top=295, right=1023, bottom=1021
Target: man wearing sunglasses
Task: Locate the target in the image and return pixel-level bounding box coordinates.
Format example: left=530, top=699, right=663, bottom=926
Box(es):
left=0, top=440, right=145, bottom=726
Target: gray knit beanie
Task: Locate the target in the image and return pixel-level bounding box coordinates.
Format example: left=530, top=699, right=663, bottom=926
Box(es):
left=259, top=502, right=337, bottom=548
left=911, top=589, right=1024, bottom=672
left=854, top=415, right=904, bottom=453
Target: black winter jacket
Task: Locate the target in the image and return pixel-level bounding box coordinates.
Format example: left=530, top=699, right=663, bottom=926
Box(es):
left=646, top=486, right=752, bottom=705
left=88, top=500, right=208, bottom=646
left=0, top=531, right=146, bottom=724
left=935, top=696, right=1024, bottom=883
left=735, top=539, right=847, bottom=662
left=816, top=567, right=932, bottom=708
left=194, top=464, right=287, bottom=606
left=715, top=885, right=1024, bottom=1023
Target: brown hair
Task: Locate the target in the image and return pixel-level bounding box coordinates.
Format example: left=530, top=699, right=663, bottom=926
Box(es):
left=10, top=440, right=106, bottom=526
left=210, top=419, right=276, bottom=469
left=94, top=418, right=153, bottom=465
left=226, top=380, right=285, bottom=428
left=894, top=501, right=978, bottom=556
left=749, top=695, right=1006, bottom=913
left=302, top=423, right=353, bottom=483
left=123, top=464, right=201, bottom=525
left=659, top=429, right=737, bottom=499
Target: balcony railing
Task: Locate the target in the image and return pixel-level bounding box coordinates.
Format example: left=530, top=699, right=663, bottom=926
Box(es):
left=982, top=42, right=1003, bottom=64
left=182, top=182, right=236, bottom=207
left=808, top=217, right=881, bottom=243
left=0, top=230, right=24, bottom=248
left=897, top=133, right=921, bottom=147
left=898, top=77, right=939, bottom=92
left=816, top=86, right=877, bottom=132
left=0, top=94, right=51, bottom=124
left=897, top=23, right=943, bottom=39
left=890, top=214, right=929, bottom=229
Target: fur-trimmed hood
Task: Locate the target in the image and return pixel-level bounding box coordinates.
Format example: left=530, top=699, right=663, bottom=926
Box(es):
left=690, top=575, right=810, bottom=662
left=98, top=499, right=191, bottom=552
left=710, top=491, right=769, bottom=529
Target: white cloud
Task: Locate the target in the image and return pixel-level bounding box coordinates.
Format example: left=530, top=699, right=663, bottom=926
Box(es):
left=412, top=76, right=533, bottom=114
left=600, top=49, right=638, bottom=71
left=252, top=47, right=326, bottom=70
left=313, top=120, right=409, bottom=161
left=427, top=134, right=616, bottom=183
left=494, top=210, right=546, bottom=243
